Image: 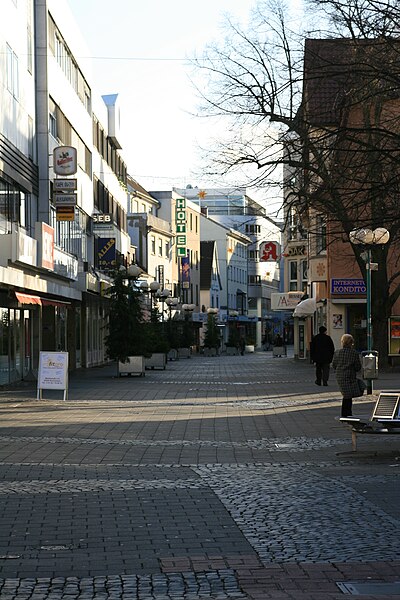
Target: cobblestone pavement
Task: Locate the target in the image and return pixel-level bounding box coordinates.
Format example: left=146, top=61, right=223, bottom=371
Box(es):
left=0, top=352, right=399, bottom=599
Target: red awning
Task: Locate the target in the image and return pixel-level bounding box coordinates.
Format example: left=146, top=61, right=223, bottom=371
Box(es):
left=15, top=293, right=71, bottom=307
left=15, top=293, right=42, bottom=305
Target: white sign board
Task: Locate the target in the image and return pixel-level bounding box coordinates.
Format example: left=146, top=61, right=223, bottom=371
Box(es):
left=37, top=352, right=69, bottom=400
left=53, top=146, right=77, bottom=175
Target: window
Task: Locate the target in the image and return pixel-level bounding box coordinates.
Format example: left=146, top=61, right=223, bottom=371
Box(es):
left=316, top=215, right=327, bottom=254
left=6, top=45, right=19, bottom=99
left=158, top=239, right=163, bottom=256
left=248, top=274, right=261, bottom=284
left=28, top=116, right=34, bottom=160
left=165, top=241, right=169, bottom=257
left=289, top=261, right=298, bottom=291
left=142, top=203, right=146, bottom=213
left=151, top=236, right=156, bottom=254
left=301, top=260, right=308, bottom=292
left=245, top=224, right=261, bottom=234
left=249, top=250, right=259, bottom=261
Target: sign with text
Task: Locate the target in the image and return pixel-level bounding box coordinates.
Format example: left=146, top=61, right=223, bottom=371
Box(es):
left=37, top=351, right=69, bottom=400
left=96, top=237, right=116, bottom=270
left=53, top=178, right=77, bottom=191
left=53, top=146, right=77, bottom=175
left=175, top=198, right=186, bottom=257
left=56, top=206, right=75, bottom=221
left=331, top=278, right=366, bottom=294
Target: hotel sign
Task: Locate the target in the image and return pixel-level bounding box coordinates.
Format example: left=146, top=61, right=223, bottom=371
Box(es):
left=331, top=278, right=366, bottom=294
left=175, top=198, right=186, bottom=257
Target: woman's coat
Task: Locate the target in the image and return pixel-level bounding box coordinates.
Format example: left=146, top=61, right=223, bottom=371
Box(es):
left=332, top=347, right=362, bottom=398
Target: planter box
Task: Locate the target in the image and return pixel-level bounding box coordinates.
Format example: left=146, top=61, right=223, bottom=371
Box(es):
left=226, top=346, right=239, bottom=356
left=178, top=347, right=191, bottom=359
left=145, top=353, right=167, bottom=370
left=245, top=345, right=255, bottom=353
left=167, top=349, right=179, bottom=361
left=118, top=356, right=145, bottom=376
left=203, top=347, right=218, bottom=357
left=273, top=346, right=285, bottom=357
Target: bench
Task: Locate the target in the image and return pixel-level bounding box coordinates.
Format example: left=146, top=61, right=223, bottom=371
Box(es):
left=340, top=392, right=400, bottom=451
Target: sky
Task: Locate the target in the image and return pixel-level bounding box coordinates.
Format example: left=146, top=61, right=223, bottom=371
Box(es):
left=66, top=0, right=261, bottom=193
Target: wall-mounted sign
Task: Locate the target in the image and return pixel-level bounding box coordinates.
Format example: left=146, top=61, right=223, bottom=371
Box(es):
left=54, top=193, right=77, bottom=206
left=56, top=206, right=75, bottom=221
left=53, top=146, right=77, bottom=176
left=35, top=222, right=54, bottom=270
left=53, top=178, right=77, bottom=191
left=271, top=291, right=304, bottom=310
left=175, top=198, right=186, bottom=257
left=259, top=241, right=280, bottom=261
left=181, top=255, right=190, bottom=289
left=92, top=214, right=112, bottom=223
left=286, top=245, right=306, bottom=257
left=331, top=278, right=366, bottom=294
left=96, top=237, right=116, bottom=270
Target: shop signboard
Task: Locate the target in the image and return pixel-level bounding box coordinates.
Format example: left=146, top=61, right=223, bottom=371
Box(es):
left=37, top=351, right=69, bottom=400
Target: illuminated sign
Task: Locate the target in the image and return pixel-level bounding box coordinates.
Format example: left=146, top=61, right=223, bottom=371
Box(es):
left=175, top=198, right=186, bottom=257
left=53, top=146, right=77, bottom=176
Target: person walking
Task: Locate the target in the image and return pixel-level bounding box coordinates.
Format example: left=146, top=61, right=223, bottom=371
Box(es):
left=332, top=333, right=362, bottom=417
left=310, top=326, right=335, bottom=386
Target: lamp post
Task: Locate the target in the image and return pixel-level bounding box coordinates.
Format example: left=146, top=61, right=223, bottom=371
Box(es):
left=349, top=227, right=390, bottom=393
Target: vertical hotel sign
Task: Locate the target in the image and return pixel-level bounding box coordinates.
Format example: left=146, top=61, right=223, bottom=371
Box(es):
left=175, top=198, right=186, bottom=257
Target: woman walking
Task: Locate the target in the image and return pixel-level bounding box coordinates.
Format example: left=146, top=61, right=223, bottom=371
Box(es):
left=332, top=334, right=362, bottom=417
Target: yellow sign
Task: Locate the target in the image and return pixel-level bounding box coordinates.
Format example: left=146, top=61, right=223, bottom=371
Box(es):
left=56, top=206, right=75, bottom=221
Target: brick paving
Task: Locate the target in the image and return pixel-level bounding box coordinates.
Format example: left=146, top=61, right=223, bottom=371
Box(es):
left=0, top=351, right=399, bottom=598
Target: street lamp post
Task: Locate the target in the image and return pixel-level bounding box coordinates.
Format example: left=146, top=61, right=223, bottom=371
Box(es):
left=349, top=227, right=390, bottom=393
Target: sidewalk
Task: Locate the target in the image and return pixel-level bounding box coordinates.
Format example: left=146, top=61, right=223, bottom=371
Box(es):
left=0, top=352, right=399, bottom=599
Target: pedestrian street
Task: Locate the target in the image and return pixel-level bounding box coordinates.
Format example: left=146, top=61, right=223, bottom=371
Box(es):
left=0, top=352, right=399, bottom=599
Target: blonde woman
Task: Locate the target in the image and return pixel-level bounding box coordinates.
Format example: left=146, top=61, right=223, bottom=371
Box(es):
left=332, top=334, right=362, bottom=417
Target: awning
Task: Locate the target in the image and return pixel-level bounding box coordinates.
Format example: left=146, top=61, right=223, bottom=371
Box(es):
left=15, top=292, right=71, bottom=308
left=293, top=297, right=317, bottom=317
left=15, top=292, right=42, bottom=305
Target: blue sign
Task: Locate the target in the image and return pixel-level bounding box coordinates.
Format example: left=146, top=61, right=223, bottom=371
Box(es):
left=96, top=237, right=116, bottom=270
left=331, top=278, right=366, bottom=294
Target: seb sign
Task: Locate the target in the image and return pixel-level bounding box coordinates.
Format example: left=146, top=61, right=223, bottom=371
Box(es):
left=175, top=198, right=187, bottom=257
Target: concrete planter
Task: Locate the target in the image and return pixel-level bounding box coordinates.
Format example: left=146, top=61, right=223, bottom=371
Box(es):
left=145, top=353, right=167, bottom=370
left=226, top=346, right=239, bottom=356
left=167, top=349, right=179, bottom=361
left=178, top=347, right=191, bottom=359
left=273, top=346, right=285, bottom=357
left=245, top=344, right=255, bottom=353
left=203, top=347, right=218, bottom=357
left=118, top=356, right=145, bottom=376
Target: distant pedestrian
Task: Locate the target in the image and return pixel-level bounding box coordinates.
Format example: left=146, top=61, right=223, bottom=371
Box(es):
left=310, top=326, right=335, bottom=386
left=239, top=338, right=245, bottom=356
left=274, top=334, right=283, bottom=347
left=332, top=334, right=362, bottom=417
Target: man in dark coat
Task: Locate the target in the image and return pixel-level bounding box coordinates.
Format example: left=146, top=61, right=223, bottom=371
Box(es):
left=310, top=326, right=335, bottom=386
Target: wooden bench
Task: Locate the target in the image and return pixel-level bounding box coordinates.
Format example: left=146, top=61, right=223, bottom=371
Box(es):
left=340, top=392, right=400, bottom=451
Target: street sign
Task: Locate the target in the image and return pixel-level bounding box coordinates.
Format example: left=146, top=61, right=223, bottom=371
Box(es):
left=56, top=206, right=75, bottom=221
left=53, top=179, right=77, bottom=191
left=54, top=193, right=77, bottom=206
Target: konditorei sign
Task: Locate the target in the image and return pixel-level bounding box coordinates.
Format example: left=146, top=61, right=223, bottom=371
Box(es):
left=331, top=278, right=366, bottom=294
left=53, top=146, right=77, bottom=176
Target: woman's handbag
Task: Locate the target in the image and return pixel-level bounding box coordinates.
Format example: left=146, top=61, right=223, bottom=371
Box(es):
left=357, top=378, right=367, bottom=396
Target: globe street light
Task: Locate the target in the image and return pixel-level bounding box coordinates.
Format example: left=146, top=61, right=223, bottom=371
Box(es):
left=349, top=226, right=390, bottom=392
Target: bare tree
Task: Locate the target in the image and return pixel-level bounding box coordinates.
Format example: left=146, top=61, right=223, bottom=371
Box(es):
left=194, top=0, right=400, bottom=363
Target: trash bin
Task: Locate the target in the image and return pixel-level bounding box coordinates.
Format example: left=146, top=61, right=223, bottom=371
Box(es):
left=361, top=351, right=379, bottom=380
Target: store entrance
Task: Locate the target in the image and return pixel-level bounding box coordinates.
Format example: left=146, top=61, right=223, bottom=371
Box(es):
left=347, top=303, right=367, bottom=351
